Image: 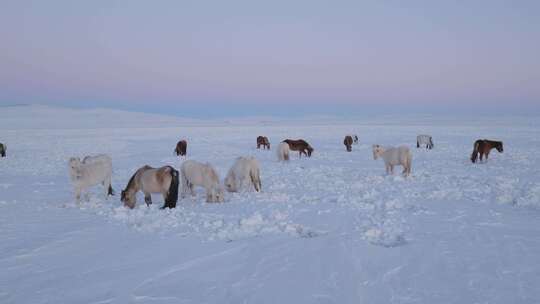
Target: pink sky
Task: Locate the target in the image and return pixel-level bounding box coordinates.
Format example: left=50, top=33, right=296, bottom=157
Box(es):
left=1, top=1, right=539, bottom=115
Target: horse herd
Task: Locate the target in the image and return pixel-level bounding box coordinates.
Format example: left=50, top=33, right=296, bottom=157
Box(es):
left=0, top=135, right=503, bottom=209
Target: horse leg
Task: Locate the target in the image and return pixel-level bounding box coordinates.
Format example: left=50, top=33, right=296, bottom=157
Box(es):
left=144, top=193, right=152, bottom=206
left=104, top=176, right=114, bottom=197
left=485, top=151, right=490, bottom=162
left=189, top=183, right=195, bottom=196
left=74, top=186, right=81, bottom=202
left=161, top=192, right=171, bottom=209
left=180, top=178, right=188, bottom=198
left=250, top=172, right=260, bottom=192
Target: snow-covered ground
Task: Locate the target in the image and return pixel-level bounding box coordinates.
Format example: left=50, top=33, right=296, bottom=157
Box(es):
left=1, top=105, right=539, bottom=303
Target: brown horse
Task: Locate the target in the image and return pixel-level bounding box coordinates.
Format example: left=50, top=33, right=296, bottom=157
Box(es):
left=343, top=136, right=353, bottom=152
left=471, top=139, right=503, bottom=163
left=175, top=140, right=187, bottom=156
left=0, top=143, right=5, bottom=157
left=257, top=136, right=270, bottom=150
left=283, top=139, right=313, bottom=157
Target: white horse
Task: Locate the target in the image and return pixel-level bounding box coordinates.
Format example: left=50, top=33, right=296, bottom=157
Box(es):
left=180, top=160, right=224, bottom=203
left=372, top=145, right=412, bottom=177
left=417, top=135, right=434, bottom=149
left=277, top=142, right=290, bottom=161
left=224, top=156, right=261, bottom=192
left=68, top=154, right=114, bottom=201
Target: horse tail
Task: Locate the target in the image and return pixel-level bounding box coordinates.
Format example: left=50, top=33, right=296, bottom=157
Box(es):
left=163, top=167, right=179, bottom=209
left=108, top=184, right=114, bottom=196
left=250, top=166, right=261, bottom=192
left=471, top=141, right=480, bottom=163
left=407, top=152, right=413, bottom=175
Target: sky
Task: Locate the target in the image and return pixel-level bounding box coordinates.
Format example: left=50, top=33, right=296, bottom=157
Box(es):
left=1, top=0, right=539, bottom=117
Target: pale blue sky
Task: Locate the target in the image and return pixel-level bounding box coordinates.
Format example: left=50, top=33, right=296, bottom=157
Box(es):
left=1, top=0, right=539, bottom=117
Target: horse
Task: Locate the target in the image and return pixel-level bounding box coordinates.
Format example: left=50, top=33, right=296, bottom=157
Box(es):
left=352, top=135, right=359, bottom=145
left=277, top=142, right=290, bottom=161
left=68, top=154, right=114, bottom=202
left=470, top=139, right=503, bottom=163
left=180, top=160, right=224, bottom=203
left=175, top=140, right=187, bottom=156
left=0, top=143, right=6, bottom=157
left=344, top=136, right=353, bottom=152
left=372, top=145, right=412, bottom=177
left=256, top=136, right=271, bottom=150
left=224, top=156, right=261, bottom=192
left=283, top=139, right=313, bottom=157
left=417, top=135, right=434, bottom=149
left=121, top=165, right=179, bottom=209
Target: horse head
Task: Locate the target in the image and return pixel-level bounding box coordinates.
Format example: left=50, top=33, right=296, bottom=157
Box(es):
left=307, top=146, right=314, bottom=157
left=207, top=185, right=225, bottom=203
left=224, top=174, right=236, bottom=192
left=372, top=145, right=384, bottom=160
left=68, top=157, right=83, bottom=178
left=121, top=189, right=136, bottom=209
left=496, top=142, right=504, bottom=153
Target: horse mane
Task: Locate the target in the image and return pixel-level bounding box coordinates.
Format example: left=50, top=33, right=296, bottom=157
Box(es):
left=125, top=165, right=152, bottom=191
left=205, top=164, right=219, bottom=183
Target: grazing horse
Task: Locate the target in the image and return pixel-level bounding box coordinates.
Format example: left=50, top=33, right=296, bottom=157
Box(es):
left=344, top=136, right=353, bottom=152
left=277, top=142, right=290, bottom=161
left=283, top=139, right=313, bottom=157
left=256, top=136, right=271, bottom=150
left=372, top=145, right=412, bottom=177
left=0, top=143, right=6, bottom=157
left=417, top=135, right=434, bottom=149
left=180, top=160, right=224, bottom=203
left=175, top=140, right=187, bottom=156
left=471, top=139, right=503, bottom=163
left=68, top=154, right=114, bottom=202
left=121, top=165, right=179, bottom=209
left=224, top=156, right=262, bottom=192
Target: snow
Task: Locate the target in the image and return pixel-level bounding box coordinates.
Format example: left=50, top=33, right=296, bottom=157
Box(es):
left=1, top=105, right=540, bottom=303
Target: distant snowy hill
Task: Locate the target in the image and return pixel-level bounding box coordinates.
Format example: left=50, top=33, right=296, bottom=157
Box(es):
left=2, top=104, right=538, bottom=130
left=0, top=105, right=206, bottom=129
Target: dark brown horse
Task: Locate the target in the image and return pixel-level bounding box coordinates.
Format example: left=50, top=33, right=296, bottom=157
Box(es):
left=257, top=136, right=270, bottom=150
left=174, top=140, right=187, bottom=156
left=283, top=139, right=313, bottom=157
left=471, top=139, right=503, bottom=163
left=343, top=136, right=353, bottom=152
